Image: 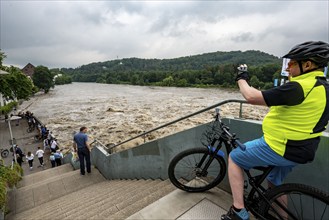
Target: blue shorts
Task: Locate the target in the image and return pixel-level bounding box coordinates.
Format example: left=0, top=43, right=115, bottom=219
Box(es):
left=230, top=136, right=298, bottom=186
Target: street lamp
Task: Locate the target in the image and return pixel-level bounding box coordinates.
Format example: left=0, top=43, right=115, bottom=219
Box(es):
left=8, top=115, right=22, bottom=163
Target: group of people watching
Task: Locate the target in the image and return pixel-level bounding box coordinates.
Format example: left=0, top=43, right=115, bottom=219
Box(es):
left=11, top=111, right=64, bottom=170
left=24, top=111, right=36, bottom=130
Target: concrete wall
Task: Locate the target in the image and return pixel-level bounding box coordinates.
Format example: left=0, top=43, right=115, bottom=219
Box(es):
left=91, top=118, right=329, bottom=193
left=91, top=124, right=207, bottom=180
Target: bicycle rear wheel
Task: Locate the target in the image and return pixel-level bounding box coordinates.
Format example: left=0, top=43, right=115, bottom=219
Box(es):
left=168, top=147, right=226, bottom=192
left=1, top=149, right=9, bottom=158
left=259, top=183, right=329, bottom=220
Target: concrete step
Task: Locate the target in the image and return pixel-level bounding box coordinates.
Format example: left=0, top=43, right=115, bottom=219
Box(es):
left=63, top=179, right=159, bottom=220
left=9, top=179, right=174, bottom=220
left=59, top=179, right=143, bottom=219
left=8, top=167, right=105, bottom=215
left=16, top=163, right=73, bottom=188
left=127, top=185, right=233, bottom=220
left=16, top=166, right=82, bottom=192
left=10, top=176, right=235, bottom=220
left=12, top=179, right=143, bottom=220
left=12, top=180, right=123, bottom=220
left=104, top=179, right=176, bottom=219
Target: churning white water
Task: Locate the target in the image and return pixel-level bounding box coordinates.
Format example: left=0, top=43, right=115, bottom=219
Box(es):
left=18, top=83, right=268, bottom=152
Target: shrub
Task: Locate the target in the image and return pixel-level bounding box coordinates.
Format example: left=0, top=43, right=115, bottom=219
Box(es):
left=0, top=101, right=17, bottom=115
left=0, top=163, right=22, bottom=212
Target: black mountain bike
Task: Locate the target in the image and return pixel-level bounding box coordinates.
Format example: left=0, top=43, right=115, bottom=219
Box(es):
left=168, top=108, right=329, bottom=220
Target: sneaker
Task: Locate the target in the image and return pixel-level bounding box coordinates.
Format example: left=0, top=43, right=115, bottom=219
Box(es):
left=30, top=167, right=33, bottom=170
left=221, top=206, right=249, bottom=220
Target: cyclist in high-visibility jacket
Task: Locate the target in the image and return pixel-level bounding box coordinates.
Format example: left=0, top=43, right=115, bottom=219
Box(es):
left=222, top=41, right=329, bottom=220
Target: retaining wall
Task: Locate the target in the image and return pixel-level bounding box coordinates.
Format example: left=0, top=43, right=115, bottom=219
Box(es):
left=91, top=118, right=329, bottom=193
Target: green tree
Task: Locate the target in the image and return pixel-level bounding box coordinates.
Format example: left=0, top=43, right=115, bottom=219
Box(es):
left=0, top=67, right=33, bottom=100
left=32, top=66, right=54, bottom=93
left=55, top=75, right=72, bottom=85
left=176, top=79, right=188, bottom=87
left=249, top=75, right=265, bottom=89
left=6, top=66, right=33, bottom=99
left=161, top=76, right=174, bottom=86
left=0, top=50, right=6, bottom=66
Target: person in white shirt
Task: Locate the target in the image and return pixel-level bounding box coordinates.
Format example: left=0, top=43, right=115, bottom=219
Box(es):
left=26, top=151, right=34, bottom=170
left=35, top=146, right=45, bottom=167
left=50, top=139, right=58, bottom=153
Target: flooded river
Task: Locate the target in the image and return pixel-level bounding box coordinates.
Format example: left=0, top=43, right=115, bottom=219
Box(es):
left=18, top=83, right=268, bottom=152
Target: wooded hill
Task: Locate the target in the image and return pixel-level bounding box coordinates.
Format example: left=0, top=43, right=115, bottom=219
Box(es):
left=61, top=50, right=282, bottom=89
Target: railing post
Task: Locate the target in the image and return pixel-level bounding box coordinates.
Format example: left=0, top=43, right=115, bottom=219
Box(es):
left=239, top=102, right=243, bottom=118
left=143, top=131, right=146, bottom=143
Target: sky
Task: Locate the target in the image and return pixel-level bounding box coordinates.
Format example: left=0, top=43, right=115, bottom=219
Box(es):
left=1, top=0, right=328, bottom=69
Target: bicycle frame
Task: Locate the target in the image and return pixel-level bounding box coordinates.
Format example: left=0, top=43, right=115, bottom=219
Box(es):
left=201, top=114, right=292, bottom=219
left=168, top=109, right=328, bottom=219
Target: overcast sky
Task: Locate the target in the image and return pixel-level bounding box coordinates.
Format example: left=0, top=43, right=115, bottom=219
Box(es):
left=1, top=1, right=328, bottom=69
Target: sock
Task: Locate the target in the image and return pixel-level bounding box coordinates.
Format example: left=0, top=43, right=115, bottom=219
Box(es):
left=232, top=205, right=242, bottom=212
left=234, top=207, right=249, bottom=220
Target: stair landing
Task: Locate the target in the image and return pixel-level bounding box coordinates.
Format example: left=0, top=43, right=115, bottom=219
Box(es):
left=127, top=186, right=232, bottom=220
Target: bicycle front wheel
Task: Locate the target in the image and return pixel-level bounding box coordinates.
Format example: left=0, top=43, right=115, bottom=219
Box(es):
left=168, top=147, right=226, bottom=192
left=259, top=183, right=329, bottom=220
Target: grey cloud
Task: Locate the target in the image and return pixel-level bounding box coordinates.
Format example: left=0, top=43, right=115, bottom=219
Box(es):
left=231, top=32, right=254, bottom=43
left=1, top=1, right=328, bottom=68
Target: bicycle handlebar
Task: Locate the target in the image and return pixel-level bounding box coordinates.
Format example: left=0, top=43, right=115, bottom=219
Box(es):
left=215, top=111, right=246, bottom=151
left=235, top=139, right=246, bottom=151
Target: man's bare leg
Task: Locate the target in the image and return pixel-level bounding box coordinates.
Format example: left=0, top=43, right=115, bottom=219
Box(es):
left=228, top=155, right=245, bottom=209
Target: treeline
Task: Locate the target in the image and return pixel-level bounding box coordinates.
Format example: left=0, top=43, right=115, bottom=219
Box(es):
left=61, top=50, right=282, bottom=89
left=51, top=68, right=72, bottom=85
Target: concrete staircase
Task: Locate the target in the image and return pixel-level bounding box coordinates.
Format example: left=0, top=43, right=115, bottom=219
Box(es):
left=6, top=162, right=235, bottom=220
left=6, top=164, right=177, bottom=220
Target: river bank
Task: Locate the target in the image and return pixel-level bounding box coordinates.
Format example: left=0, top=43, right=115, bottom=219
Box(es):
left=17, top=83, right=268, bottom=152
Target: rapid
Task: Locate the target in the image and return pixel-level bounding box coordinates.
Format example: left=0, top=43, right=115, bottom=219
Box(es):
left=18, top=83, right=268, bottom=152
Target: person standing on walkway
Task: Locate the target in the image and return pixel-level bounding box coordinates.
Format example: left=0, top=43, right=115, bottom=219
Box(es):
left=43, top=138, right=50, bottom=152
left=26, top=151, right=34, bottom=170
left=50, top=138, right=58, bottom=153
left=14, top=145, right=25, bottom=161
left=50, top=153, right=56, bottom=168
left=14, top=154, right=23, bottom=167
left=35, top=146, right=44, bottom=167
left=54, top=150, right=63, bottom=166
left=73, top=126, right=91, bottom=175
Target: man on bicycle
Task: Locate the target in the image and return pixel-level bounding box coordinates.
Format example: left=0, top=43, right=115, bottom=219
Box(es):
left=222, top=41, right=329, bottom=220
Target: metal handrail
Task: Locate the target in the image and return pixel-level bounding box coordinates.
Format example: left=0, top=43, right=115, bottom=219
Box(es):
left=91, top=139, right=108, bottom=150
left=109, top=99, right=247, bottom=152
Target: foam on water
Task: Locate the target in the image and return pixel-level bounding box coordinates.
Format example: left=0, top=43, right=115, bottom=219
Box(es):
left=18, top=83, right=268, bottom=152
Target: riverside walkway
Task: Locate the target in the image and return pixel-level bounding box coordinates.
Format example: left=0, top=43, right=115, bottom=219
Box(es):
left=0, top=115, right=51, bottom=175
